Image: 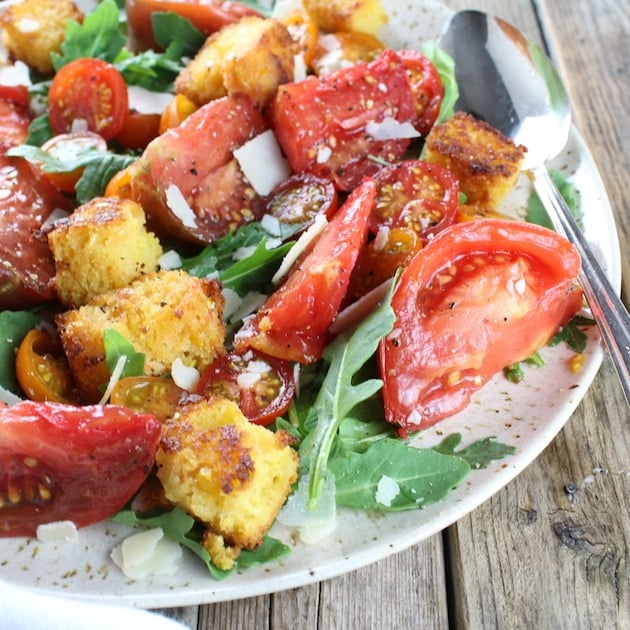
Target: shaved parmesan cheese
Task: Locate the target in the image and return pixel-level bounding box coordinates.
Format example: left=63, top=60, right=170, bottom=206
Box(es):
left=171, top=358, right=200, bottom=392
left=98, top=355, right=127, bottom=405
left=375, top=475, right=400, bottom=507
left=16, top=18, right=39, bottom=33
left=40, top=207, right=70, bottom=231
left=293, top=54, right=307, bottom=82
left=158, top=249, right=182, bottom=270
left=271, top=0, right=305, bottom=19
left=237, top=371, right=261, bottom=388
left=316, top=145, right=332, bottom=164
left=165, top=184, right=197, bottom=228
left=366, top=117, right=420, bottom=140
left=271, top=213, right=328, bottom=284
left=36, top=520, right=79, bottom=544
left=233, top=245, right=257, bottom=261
left=373, top=226, right=390, bottom=252
left=0, top=60, right=31, bottom=86
left=222, top=287, right=242, bottom=321
left=227, top=291, right=267, bottom=324
left=111, top=528, right=182, bottom=580
left=127, top=85, right=174, bottom=115
left=234, top=130, right=291, bottom=196
left=261, top=213, right=282, bottom=237
left=70, top=119, right=89, bottom=133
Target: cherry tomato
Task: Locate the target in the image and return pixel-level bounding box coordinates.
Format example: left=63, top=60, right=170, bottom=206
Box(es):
left=0, top=156, right=73, bottom=310
left=0, top=85, right=30, bottom=108
left=234, top=178, right=375, bottom=363
left=114, top=111, right=161, bottom=150
left=0, top=96, right=30, bottom=152
left=398, top=50, right=444, bottom=135
left=48, top=58, right=129, bottom=140
left=104, top=162, right=136, bottom=198
left=0, top=400, right=161, bottom=536
left=130, top=94, right=266, bottom=245
left=110, top=376, right=185, bottom=421
left=197, top=350, right=295, bottom=426
left=378, top=219, right=583, bottom=435
left=281, top=9, right=319, bottom=69
left=40, top=131, right=108, bottom=193
left=125, top=0, right=262, bottom=51
left=312, top=30, right=384, bottom=76
left=15, top=329, right=78, bottom=404
left=159, top=93, right=198, bottom=134
left=268, top=49, right=417, bottom=191
left=259, top=173, right=338, bottom=230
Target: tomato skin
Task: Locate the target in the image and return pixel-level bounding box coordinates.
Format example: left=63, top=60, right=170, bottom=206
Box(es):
left=48, top=58, right=129, bottom=141
left=0, top=85, right=30, bottom=109
left=0, top=156, right=72, bottom=310
left=114, top=110, right=161, bottom=150
left=234, top=178, right=376, bottom=363
left=197, top=350, right=295, bottom=426
left=0, top=96, right=31, bottom=153
left=267, top=49, right=417, bottom=191
left=0, top=401, right=161, bottom=537
left=379, top=219, right=583, bottom=434
left=126, top=0, right=262, bottom=51
left=130, top=94, right=267, bottom=244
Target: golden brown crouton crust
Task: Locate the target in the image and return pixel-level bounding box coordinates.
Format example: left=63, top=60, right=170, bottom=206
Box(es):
left=48, top=196, right=163, bottom=308
left=303, top=0, right=388, bottom=36
left=0, top=0, right=84, bottom=75
left=175, top=16, right=296, bottom=108
left=423, top=111, right=526, bottom=211
left=56, top=270, right=225, bottom=403
left=156, top=397, right=298, bottom=570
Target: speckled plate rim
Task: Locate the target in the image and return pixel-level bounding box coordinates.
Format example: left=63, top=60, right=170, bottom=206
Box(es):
left=0, top=0, right=621, bottom=609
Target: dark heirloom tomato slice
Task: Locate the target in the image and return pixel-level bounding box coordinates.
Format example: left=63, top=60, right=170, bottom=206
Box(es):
left=130, top=94, right=267, bottom=245
left=109, top=376, right=186, bottom=421
left=0, top=156, right=73, bottom=310
left=234, top=178, right=376, bottom=363
left=259, top=173, right=338, bottom=230
left=379, top=219, right=583, bottom=435
left=125, top=0, right=262, bottom=51
left=114, top=110, right=161, bottom=150
left=0, top=401, right=161, bottom=537
left=197, top=350, right=295, bottom=426
left=48, top=58, right=129, bottom=141
left=267, top=49, right=417, bottom=191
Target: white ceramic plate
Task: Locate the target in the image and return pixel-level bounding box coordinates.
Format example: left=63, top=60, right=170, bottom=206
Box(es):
left=0, top=0, right=621, bottom=609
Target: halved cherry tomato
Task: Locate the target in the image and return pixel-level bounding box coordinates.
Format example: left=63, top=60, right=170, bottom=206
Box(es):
left=0, top=400, right=161, bottom=536
left=281, top=9, right=319, bottom=69
left=0, top=156, right=73, bottom=310
left=114, top=111, right=161, bottom=150
left=125, top=0, right=262, bottom=51
left=0, top=85, right=30, bottom=108
left=39, top=131, right=108, bottom=193
left=0, top=96, right=31, bottom=153
left=159, top=93, right=198, bottom=134
left=312, top=30, right=384, bottom=76
left=259, top=173, right=338, bottom=230
left=110, top=376, right=185, bottom=421
left=234, top=178, right=375, bottom=363
left=104, top=161, right=137, bottom=198
left=398, top=50, right=444, bottom=135
left=48, top=58, right=129, bottom=140
left=379, top=219, right=583, bottom=435
left=268, top=49, right=417, bottom=191
left=197, top=350, right=295, bottom=426
left=15, top=328, right=78, bottom=404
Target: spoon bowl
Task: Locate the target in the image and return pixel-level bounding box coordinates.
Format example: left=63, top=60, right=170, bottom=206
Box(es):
left=438, top=10, right=630, bottom=406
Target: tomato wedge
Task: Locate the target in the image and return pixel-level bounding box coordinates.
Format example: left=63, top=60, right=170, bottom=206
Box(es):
left=379, top=219, right=583, bottom=434
left=0, top=94, right=31, bottom=152
left=197, top=350, right=295, bottom=426
left=48, top=58, right=129, bottom=140
left=0, top=401, right=161, bottom=536
left=234, top=178, right=375, bottom=363
left=110, top=376, right=185, bottom=421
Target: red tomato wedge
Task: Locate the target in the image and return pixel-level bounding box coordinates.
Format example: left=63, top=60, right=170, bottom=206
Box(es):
left=129, top=94, right=267, bottom=244
left=0, top=95, right=31, bottom=153
left=0, top=401, right=161, bottom=537
left=125, top=0, right=262, bottom=51
left=0, top=156, right=73, bottom=310
left=48, top=58, right=129, bottom=141
left=234, top=178, right=376, bottom=363
left=379, top=219, right=583, bottom=435
left=267, top=49, right=417, bottom=191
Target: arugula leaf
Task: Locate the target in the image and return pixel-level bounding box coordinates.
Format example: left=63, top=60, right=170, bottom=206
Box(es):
left=550, top=314, right=594, bottom=352
left=301, top=286, right=396, bottom=508
left=526, top=169, right=581, bottom=229
left=0, top=310, right=39, bottom=393
left=330, top=438, right=470, bottom=511
left=421, top=41, right=459, bottom=125
left=152, top=12, right=206, bottom=57
left=433, top=433, right=516, bottom=469
left=103, top=328, right=145, bottom=377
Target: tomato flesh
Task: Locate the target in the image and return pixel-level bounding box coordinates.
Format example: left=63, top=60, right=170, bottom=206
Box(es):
left=0, top=401, right=161, bottom=536
left=0, top=96, right=31, bottom=153
left=379, top=219, right=583, bottom=434
left=109, top=376, right=185, bottom=421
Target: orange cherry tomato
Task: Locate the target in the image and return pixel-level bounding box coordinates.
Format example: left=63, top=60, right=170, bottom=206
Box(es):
left=104, top=162, right=138, bottom=198
left=40, top=131, right=108, bottom=193
left=115, top=110, right=161, bottom=150
left=159, top=93, right=198, bottom=133
left=281, top=9, right=319, bottom=69
left=48, top=58, right=129, bottom=140
left=109, top=376, right=185, bottom=421
left=15, top=328, right=78, bottom=404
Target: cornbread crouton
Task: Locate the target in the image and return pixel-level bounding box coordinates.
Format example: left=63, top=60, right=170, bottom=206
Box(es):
left=0, top=0, right=83, bottom=76
left=56, top=270, right=225, bottom=403
left=48, top=196, right=163, bottom=308
left=156, top=397, right=298, bottom=570
left=303, top=0, right=388, bottom=36
left=423, top=111, right=526, bottom=211
left=175, top=16, right=296, bottom=108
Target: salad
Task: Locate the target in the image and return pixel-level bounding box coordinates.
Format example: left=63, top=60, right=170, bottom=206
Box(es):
left=0, top=0, right=590, bottom=582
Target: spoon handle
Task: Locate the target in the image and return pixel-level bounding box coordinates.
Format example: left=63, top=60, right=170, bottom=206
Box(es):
left=530, top=165, right=630, bottom=407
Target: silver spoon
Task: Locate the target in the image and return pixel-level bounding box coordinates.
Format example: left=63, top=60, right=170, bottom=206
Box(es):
left=438, top=10, right=630, bottom=407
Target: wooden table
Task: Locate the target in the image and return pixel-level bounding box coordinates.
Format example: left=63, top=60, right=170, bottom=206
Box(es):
left=156, top=0, right=630, bottom=627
